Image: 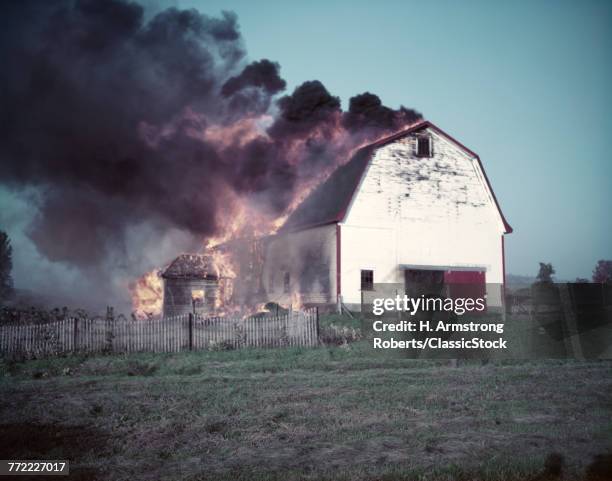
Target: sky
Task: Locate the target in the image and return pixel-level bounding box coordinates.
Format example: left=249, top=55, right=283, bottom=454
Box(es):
left=168, top=0, right=612, bottom=280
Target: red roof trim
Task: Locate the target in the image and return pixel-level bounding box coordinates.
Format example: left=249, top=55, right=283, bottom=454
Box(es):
left=336, top=224, right=341, bottom=298
left=337, top=120, right=513, bottom=234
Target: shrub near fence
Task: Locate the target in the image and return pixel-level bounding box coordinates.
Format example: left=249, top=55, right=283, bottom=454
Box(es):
left=0, top=308, right=319, bottom=359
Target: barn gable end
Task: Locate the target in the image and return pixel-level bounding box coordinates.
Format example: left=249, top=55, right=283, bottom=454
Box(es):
left=280, top=121, right=511, bottom=235
left=339, top=124, right=509, bottom=308
left=266, top=120, right=511, bottom=310
left=344, top=125, right=507, bottom=231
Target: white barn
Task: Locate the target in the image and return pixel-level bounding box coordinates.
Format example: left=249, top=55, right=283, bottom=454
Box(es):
left=262, top=121, right=512, bottom=311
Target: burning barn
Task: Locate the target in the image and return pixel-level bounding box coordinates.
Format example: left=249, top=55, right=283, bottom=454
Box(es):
left=157, top=120, right=512, bottom=316
left=161, top=254, right=218, bottom=317
left=262, top=120, right=513, bottom=311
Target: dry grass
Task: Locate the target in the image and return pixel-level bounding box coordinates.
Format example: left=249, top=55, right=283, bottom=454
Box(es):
left=0, top=345, right=611, bottom=480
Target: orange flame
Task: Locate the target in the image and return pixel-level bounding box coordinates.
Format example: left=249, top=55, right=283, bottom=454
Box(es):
left=130, top=116, right=423, bottom=317
left=210, top=247, right=237, bottom=313
left=289, top=292, right=304, bottom=311
left=130, top=269, right=163, bottom=319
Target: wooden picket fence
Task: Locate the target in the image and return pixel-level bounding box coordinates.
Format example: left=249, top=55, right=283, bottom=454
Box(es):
left=0, top=308, right=319, bottom=359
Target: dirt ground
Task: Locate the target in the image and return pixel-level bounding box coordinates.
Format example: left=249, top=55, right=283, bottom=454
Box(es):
left=0, top=345, right=611, bottom=480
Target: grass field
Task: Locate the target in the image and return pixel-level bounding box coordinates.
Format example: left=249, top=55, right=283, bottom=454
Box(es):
left=0, top=341, right=611, bottom=480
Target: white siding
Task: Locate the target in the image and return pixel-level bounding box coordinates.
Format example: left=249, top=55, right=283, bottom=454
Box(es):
left=341, top=127, right=506, bottom=306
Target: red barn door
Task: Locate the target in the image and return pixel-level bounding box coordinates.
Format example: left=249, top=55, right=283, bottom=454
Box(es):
left=444, top=270, right=486, bottom=310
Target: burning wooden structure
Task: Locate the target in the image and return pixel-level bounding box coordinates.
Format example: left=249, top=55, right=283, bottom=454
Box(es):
left=161, top=254, right=218, bottom=317
left=211, top=236, right=267, bottom=309
left=154, top=120, right=512, bottom=316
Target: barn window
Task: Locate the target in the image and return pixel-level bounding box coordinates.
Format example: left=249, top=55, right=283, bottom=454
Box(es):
left=283, top=272, right=291, bottom=293
left=361, top=270, right=374, bottom=291
left=416, top=135, right=432, bottom=158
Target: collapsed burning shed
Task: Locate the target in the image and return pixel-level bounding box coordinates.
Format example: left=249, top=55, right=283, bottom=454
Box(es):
left=160, top=238, right=269, bottom=318
left=161, top=254, right=218, bottom=317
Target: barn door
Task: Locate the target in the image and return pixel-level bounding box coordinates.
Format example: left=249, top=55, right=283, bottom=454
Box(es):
left=404, top=269, right=445, bottom=298
left=444, top=270, right=486, bottom=309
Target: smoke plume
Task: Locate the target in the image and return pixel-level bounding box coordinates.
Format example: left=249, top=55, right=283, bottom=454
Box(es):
left=0, top=0, right=421, bottom=311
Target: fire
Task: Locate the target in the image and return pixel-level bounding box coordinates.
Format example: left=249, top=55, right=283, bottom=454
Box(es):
left=211, top=248, right=237, bottom=278
left=206, top=191, right=273, bottom=249
left=289, top=292, right=304, bottom=311
left=210, top=247, right=237, bottom=312
left=130, top=269, right=163, bottom=319
left=191, top=289, right=204, bottom=301
left=130, top=117, right=422, bottom=318
left=254, top=302, right=268, bottom=313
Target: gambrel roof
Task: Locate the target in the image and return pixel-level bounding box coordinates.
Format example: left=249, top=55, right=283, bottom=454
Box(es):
left=279, top=120, right=512, bottom=234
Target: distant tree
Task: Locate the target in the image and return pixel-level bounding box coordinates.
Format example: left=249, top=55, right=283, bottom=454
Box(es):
left=0, top=231, right=14, bottom=302
left=575, top=277, right=590, bottom=283
left=592, top=260, right=612, bottom=284
left=536, top=262, right=555, bottom=283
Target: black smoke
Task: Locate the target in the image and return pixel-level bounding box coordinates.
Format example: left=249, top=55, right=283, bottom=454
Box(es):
left=343, top=92, right=421, bottom=133
left=1, top=0, right=243, bottom=249
left=0, top=0, right=421, bottom=310
left=222, top=59, right=286, bottom=97
left=221, top=59, right=286, bottom=116
left=268, top=80, right=342, bottom=139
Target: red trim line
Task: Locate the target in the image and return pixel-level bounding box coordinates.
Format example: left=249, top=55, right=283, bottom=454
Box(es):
left=501, top=235, right=507, bottom=312
left=502, top=235, right=507, bottom=288
left=336, top=224, right=341, bottom=299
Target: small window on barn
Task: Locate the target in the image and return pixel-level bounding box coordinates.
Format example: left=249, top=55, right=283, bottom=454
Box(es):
left=416, top=135, right=432, bottom=158
left=361, top=270, right=374, bottom=291
left=283, top=272, right=290, bottom=293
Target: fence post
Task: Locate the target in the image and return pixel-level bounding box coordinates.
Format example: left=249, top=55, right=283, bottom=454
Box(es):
left=73, top=317, right=79, bottom=352
left=188, top=313, right=194, bottom=351
left=315, top=307, right=320, bottom=345
left=105, top=307, right=114, bottom=353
